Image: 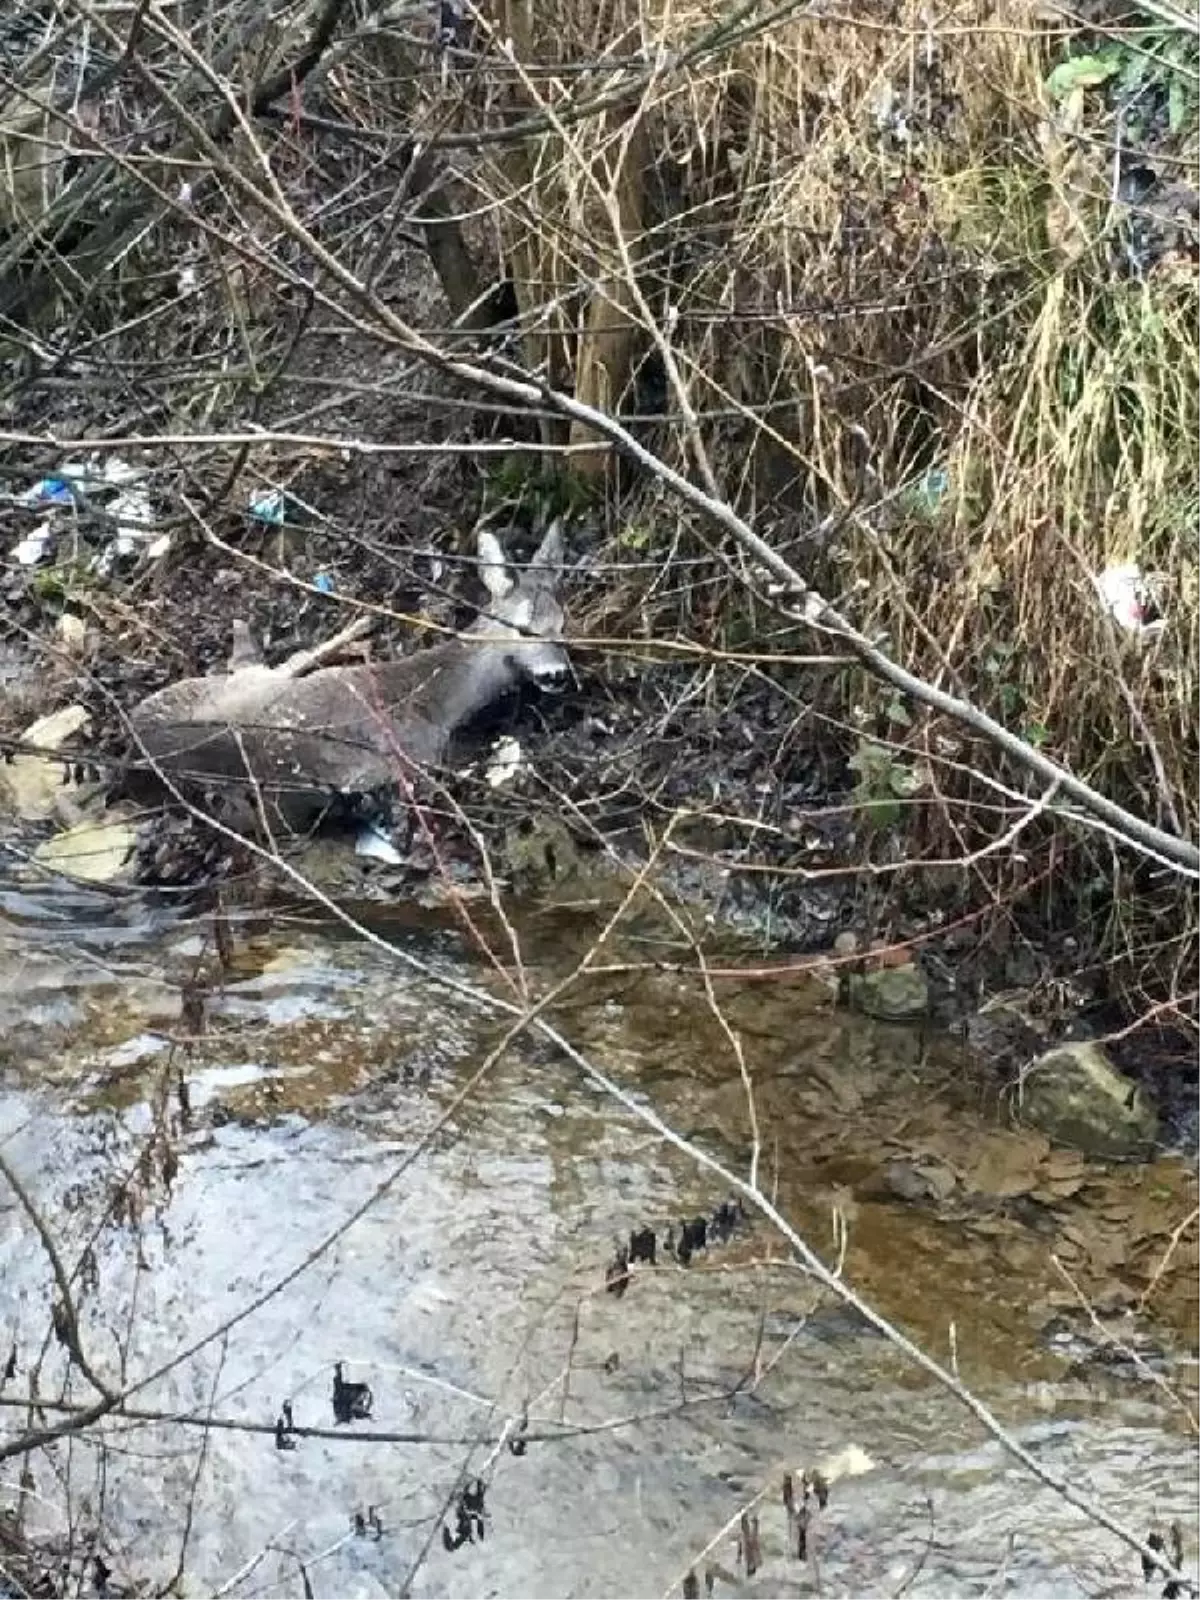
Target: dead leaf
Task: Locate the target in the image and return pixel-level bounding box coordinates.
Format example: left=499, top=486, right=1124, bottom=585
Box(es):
left=965, top=1130, right=1050, bottom=1198
left=1030, top=1175, right=1085, bottom=1203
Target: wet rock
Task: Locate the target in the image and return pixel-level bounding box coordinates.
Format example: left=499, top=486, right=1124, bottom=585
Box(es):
left=499, top=814, right=581, bottom=890
left=628, top=1226, right=656, bottom=1264
left=847, top=962, right=928, bottom=1021
left=966, top=990, right=1049, bottom=1071
left=0, top=703, right=90, bottom=820
left=870, top=1160, right=952, bottom=1204
left=34, top=814, right=138, bottom=884
left=1016, top=1042, right=1157, bottom=1161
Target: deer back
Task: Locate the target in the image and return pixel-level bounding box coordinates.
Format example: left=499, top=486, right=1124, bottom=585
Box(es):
left=128, top=521, right=568, bottom=831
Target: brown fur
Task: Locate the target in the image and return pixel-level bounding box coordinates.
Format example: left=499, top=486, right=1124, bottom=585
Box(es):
left=128, top=524, right=567, bottom=834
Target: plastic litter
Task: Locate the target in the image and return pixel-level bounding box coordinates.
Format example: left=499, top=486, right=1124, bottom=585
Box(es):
left=12, top=523, right=55, bottom=566
left=249, top=489, right=288, bottom=525
left=313, top=572, right=336, bottom=594
left=485, top=736, right=524, bottom=789
left=355, top=824, right=404, bottom=865
left=20, top=477, right=74, bottom=508
left=1095, top=563, right=1167, bottom=637
left=101, top=456, right=140, bottom=487
left=9, top=455, right=167, bottom=572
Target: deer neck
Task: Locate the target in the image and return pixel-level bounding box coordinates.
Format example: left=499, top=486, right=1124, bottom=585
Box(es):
left=369, top=633, right=515, bottom=736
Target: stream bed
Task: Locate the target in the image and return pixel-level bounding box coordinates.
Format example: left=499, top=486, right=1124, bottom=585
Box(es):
left=0, top=874, right=1196, bottom=1598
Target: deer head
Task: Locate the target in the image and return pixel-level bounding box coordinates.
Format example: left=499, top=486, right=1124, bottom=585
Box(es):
left=466, top=518, right=569, bottom=692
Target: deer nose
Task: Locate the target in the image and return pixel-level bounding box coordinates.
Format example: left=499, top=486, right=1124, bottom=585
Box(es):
left=533, top=660, right=570, bottom=692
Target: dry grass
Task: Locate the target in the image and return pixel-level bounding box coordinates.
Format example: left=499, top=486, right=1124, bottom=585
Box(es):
left=384, top=0, right=1199, bottom=1013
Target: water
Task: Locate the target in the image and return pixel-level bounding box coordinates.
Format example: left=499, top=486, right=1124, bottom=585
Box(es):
left=0, top=875, right=1195, bottom=1598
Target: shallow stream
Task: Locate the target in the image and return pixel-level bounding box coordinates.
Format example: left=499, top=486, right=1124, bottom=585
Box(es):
left=0, top=873, right=1196, bottom=1598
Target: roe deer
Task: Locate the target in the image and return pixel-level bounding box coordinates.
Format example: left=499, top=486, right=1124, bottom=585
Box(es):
left=128, top=521, right=568, bottom=833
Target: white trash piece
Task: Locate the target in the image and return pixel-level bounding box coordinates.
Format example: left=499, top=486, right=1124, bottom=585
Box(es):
left=1094, top=563, right=1166, bottom=637
left=355, top=824, right=404, bottom=865
left=486, top=736, right=524, bottom=789
left=109, top=487, right=156, bottom=557
left=11, top=521, right=55, bottom=566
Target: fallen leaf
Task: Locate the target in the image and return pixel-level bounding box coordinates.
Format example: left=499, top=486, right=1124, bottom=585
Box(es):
left=965, top=1130, right=1050, bottom=1198
left=35, top=817, right=136, bottom=883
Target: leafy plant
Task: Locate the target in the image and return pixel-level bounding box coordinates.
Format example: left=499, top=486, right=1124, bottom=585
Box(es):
left=1045, top=20, right=1200, bottom=139
left=484, top=457, right=598, bottom=521
left=848, top=740, right=923, bottom=831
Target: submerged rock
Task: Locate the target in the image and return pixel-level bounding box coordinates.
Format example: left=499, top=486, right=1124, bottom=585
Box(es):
left=1016, top=1041, right=1157, bottom=1161
left=847, top=962, right=929, bottom=1022
left=499, top=813, right=583, bottom=891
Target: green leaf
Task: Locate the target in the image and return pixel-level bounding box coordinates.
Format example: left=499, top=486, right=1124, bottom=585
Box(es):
left=1119, top=44, right=1150, bottom=94
left=1046, top=53, right=1121, bottom=98
left=1024, top=721, right=1049, bottom=749
left=888, top=763, right=921, bottom=798
left=860, top=797, right=901, bottom=830
left=999, top=682, right=1023, bottom=717
left=848, top=742, right=889, bottom=781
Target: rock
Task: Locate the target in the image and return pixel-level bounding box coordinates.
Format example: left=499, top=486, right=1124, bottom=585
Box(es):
left=966, top=990, right=1048, bottom=1069
left=809, top=932, right=859, bottom=1000
left=1016, top=1041, right=1157, bottom=1161
left=847, top=962, right=929, bottom=1021
left=34, top=815, right=137, bottom=884
left=499, top=814, right=581, bottom=890
left=0, top=703, right=91, bottom=820
left=876, top=1159, right=956, bottom=1203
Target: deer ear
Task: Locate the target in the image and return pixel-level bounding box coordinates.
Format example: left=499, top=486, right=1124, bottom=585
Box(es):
left=477, top=528, right=515, bottom=600
left=528, top=519, right=565, bottom=587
